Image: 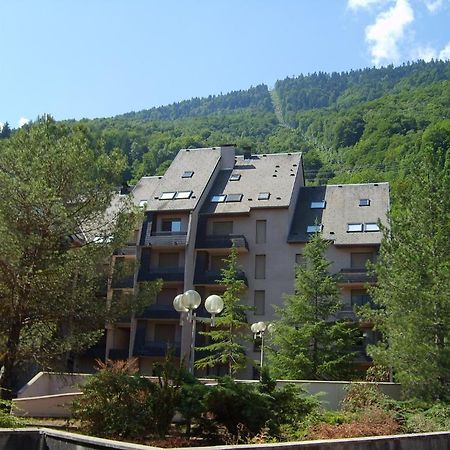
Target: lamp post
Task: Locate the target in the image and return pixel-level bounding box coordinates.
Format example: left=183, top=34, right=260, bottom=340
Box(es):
left=251, top=321, right=274, bottom=379
left=173, top=290, right=224, bottom=374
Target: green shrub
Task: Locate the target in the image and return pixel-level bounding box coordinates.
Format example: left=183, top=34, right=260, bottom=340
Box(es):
left=403, top=402, right=450, bottom=433
left=205, top=377, right=273, bottom=441
left=72, top=359, right=156, bottom=439
left=341, top=382, right=390, bottom=412
left=0, top=400, right=26, bottom=428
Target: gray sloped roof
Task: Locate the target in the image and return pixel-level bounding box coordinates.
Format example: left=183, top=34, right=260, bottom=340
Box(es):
left=200, top=152, right=302, bottom=214
left=288, top=183, right=389, bottom=245
left=131, top=176, right=160, bottom=206
left=144, top=147, right=221, bottom=212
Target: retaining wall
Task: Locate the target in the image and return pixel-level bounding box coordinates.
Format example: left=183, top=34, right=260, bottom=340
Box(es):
left=1, top=428, right=449, bottom=450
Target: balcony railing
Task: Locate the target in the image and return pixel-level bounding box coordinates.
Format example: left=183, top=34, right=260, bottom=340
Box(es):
left=194, top=269, right=248, bottom=286
left=113, top=245, right=137, bottom=256
left=146, top=232, right=187, bottom=248
left=335, top=269, right=377, bottom=284
left=108, top=348, right=129, bottom=360
left=133, top=340, right=181, bottom=357
left=137, top=267, right=184, bottom=283
left=196, top=234, right=248, bottom=251
left=136, top=304, right=180, bottom=320
left=111, top=275, right=135, bottom=289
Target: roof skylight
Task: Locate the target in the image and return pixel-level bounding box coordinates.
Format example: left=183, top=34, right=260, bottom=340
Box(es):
left=211, top=195, right=226, bottom=203
left=359, top=199, right=370, bottom=207
left=311, top=201, right=326, bottom=209
left=174, top=191, right=193, bottom=199
left=226, top=193, right=243, bottom=202
left=258, top=192, right=270, bottom=200
left=365, top=223, right=380, bottom=232
left=182, top=171, right=194, bottom=178
left=347, top=223, right=363, bottom=232
left=229, top=174, right=241, bottom=181
left=160, top=192, right=176, bottom=200
left=307, top=224, right=322, bottom=233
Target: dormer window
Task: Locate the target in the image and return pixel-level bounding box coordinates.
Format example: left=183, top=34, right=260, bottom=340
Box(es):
left=182, top=171, right=194, bottom=178
left=229, top=174, right=241, bottom=181
left=347, top=223, right=363, bottom=232
left=307, top=224, right=322, bottom=233
left=211, top=195, right=226, bottom=203
left=160, top=192, right=176, bottom=200
left=311, top=201, right=326, bottom=209
left=359, top=199, right=370, bottom=207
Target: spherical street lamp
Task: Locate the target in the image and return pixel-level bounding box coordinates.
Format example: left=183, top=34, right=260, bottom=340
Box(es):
left=173, top=290, right=224, bottom=374
left=251, top=321, right=274, bottom=379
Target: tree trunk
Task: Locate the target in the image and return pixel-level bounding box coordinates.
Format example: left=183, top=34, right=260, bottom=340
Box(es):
left=0, top=321, right=22, bottom=401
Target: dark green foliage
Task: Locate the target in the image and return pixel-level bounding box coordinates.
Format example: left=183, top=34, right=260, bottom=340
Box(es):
left=72, top=359, right=156, bottom=439
left=365, top=124, right=450, bottom=400
left=0, top=400, right=26, bottom=427
left=195, top=246, right=249, bottom=376
left=269, top=233, right=358, bottom=380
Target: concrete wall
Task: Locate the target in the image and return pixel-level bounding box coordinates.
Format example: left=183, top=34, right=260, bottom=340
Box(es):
left=1, top=428, right=450, bottom=450
left=13, top=372, right=402, bottom=418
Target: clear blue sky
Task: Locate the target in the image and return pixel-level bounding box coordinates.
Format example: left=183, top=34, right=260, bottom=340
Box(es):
left=1, top=0, right=449, bottom=127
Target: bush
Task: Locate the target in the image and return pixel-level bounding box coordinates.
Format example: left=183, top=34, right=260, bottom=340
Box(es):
left=341, top=382, right=390, bottom=412
left=0, top=400, right=26, bottom=428
left=205, top=377, right=273, bottom=441
left=72, top=359, right=155, bottom=439
left=307, top=407, right=400, bottom=439
left=402, top=402, right=450, bottom=433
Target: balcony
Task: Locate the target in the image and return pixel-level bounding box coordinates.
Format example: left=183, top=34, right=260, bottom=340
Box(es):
left=196, top=234, right=249, bottom=252
left=108, top=348, right=129, bottom=360
left=133, top=330, right=181, bottom=358
left=146, top=232, right=187, bottom=248
left=194, top=269, right=248, bottom=286
left=335, top=269, right=377, bottom=285
left=111, top=275, right=134, bottom=289
left=136, top=304, right=180, bottom=320
left=137, top=267, right=184, bottom=283
left=114, top=245, right=137, bottom=257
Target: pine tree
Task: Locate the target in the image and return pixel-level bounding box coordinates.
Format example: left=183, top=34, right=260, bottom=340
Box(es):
left=269, top=233, right=357, bottom=380
left=195, top=246, right=249, bottom=376
left=366, top=120, right=450, bottom=400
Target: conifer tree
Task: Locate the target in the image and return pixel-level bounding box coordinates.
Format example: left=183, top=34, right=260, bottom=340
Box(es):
left=195, top=246, right=249, bottom=376
left=366, top=121, right=450, bottom=400
left=269, top=233, right=357, bottom=380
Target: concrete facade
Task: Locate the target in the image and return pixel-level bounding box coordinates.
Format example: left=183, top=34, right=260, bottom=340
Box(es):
left=77, top=146, right=389, bottom=378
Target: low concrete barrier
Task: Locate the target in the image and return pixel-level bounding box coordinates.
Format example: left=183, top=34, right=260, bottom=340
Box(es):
left=0, top=428, right=449, bottom=450
left=12, top=372, right=402, bottom=418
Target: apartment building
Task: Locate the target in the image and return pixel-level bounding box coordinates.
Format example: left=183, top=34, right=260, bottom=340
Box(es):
left=78, top=145, right=389, bottom=379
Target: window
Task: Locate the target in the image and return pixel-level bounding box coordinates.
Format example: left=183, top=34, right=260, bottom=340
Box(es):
left=351, top=290, right=372, bottom=307
left=365, top=223, right=380, bottom=232
left=351, top=253, right=373, bottom=269
left=211, top=194, right=226, bottom=203
left=174, top=190, right=192, bottom=199
left=212, top=221, right=233, bottom=235
left=347, top=223, right=363, bottom=232
left=256, top=220, right=266, bottom=244
left=310, top=201, right=326, bottom=209
left=139, top=200, right=148, bottom=208
left=182, top=171, right=194, bottom=178
left=210, top=255, right=226, bottom=272
left=160, top=192, right=176, bottom=200
left=158, top=252, right=179, bottom=269
left=161, top=218, right=181, bottom=233
left=258, top=192, right=270, bottom=200
left=226, top=193, right=243, bottom=202
left=255, top=255, right=266, bottom=279
left=254, top=291, right=265, bottom=315
left=307, top=224, right=322, bottom=233
left=154, top=324, right=176, bottom=343
left=359, top=198, right=370, bottom=207
left=229, top=173, right=241, bottom=181
left=156, top=288, right=179, bottom=306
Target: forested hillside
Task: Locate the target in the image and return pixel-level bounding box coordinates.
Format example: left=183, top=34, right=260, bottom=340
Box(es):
left=60, top=60, right=450, bottom=186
